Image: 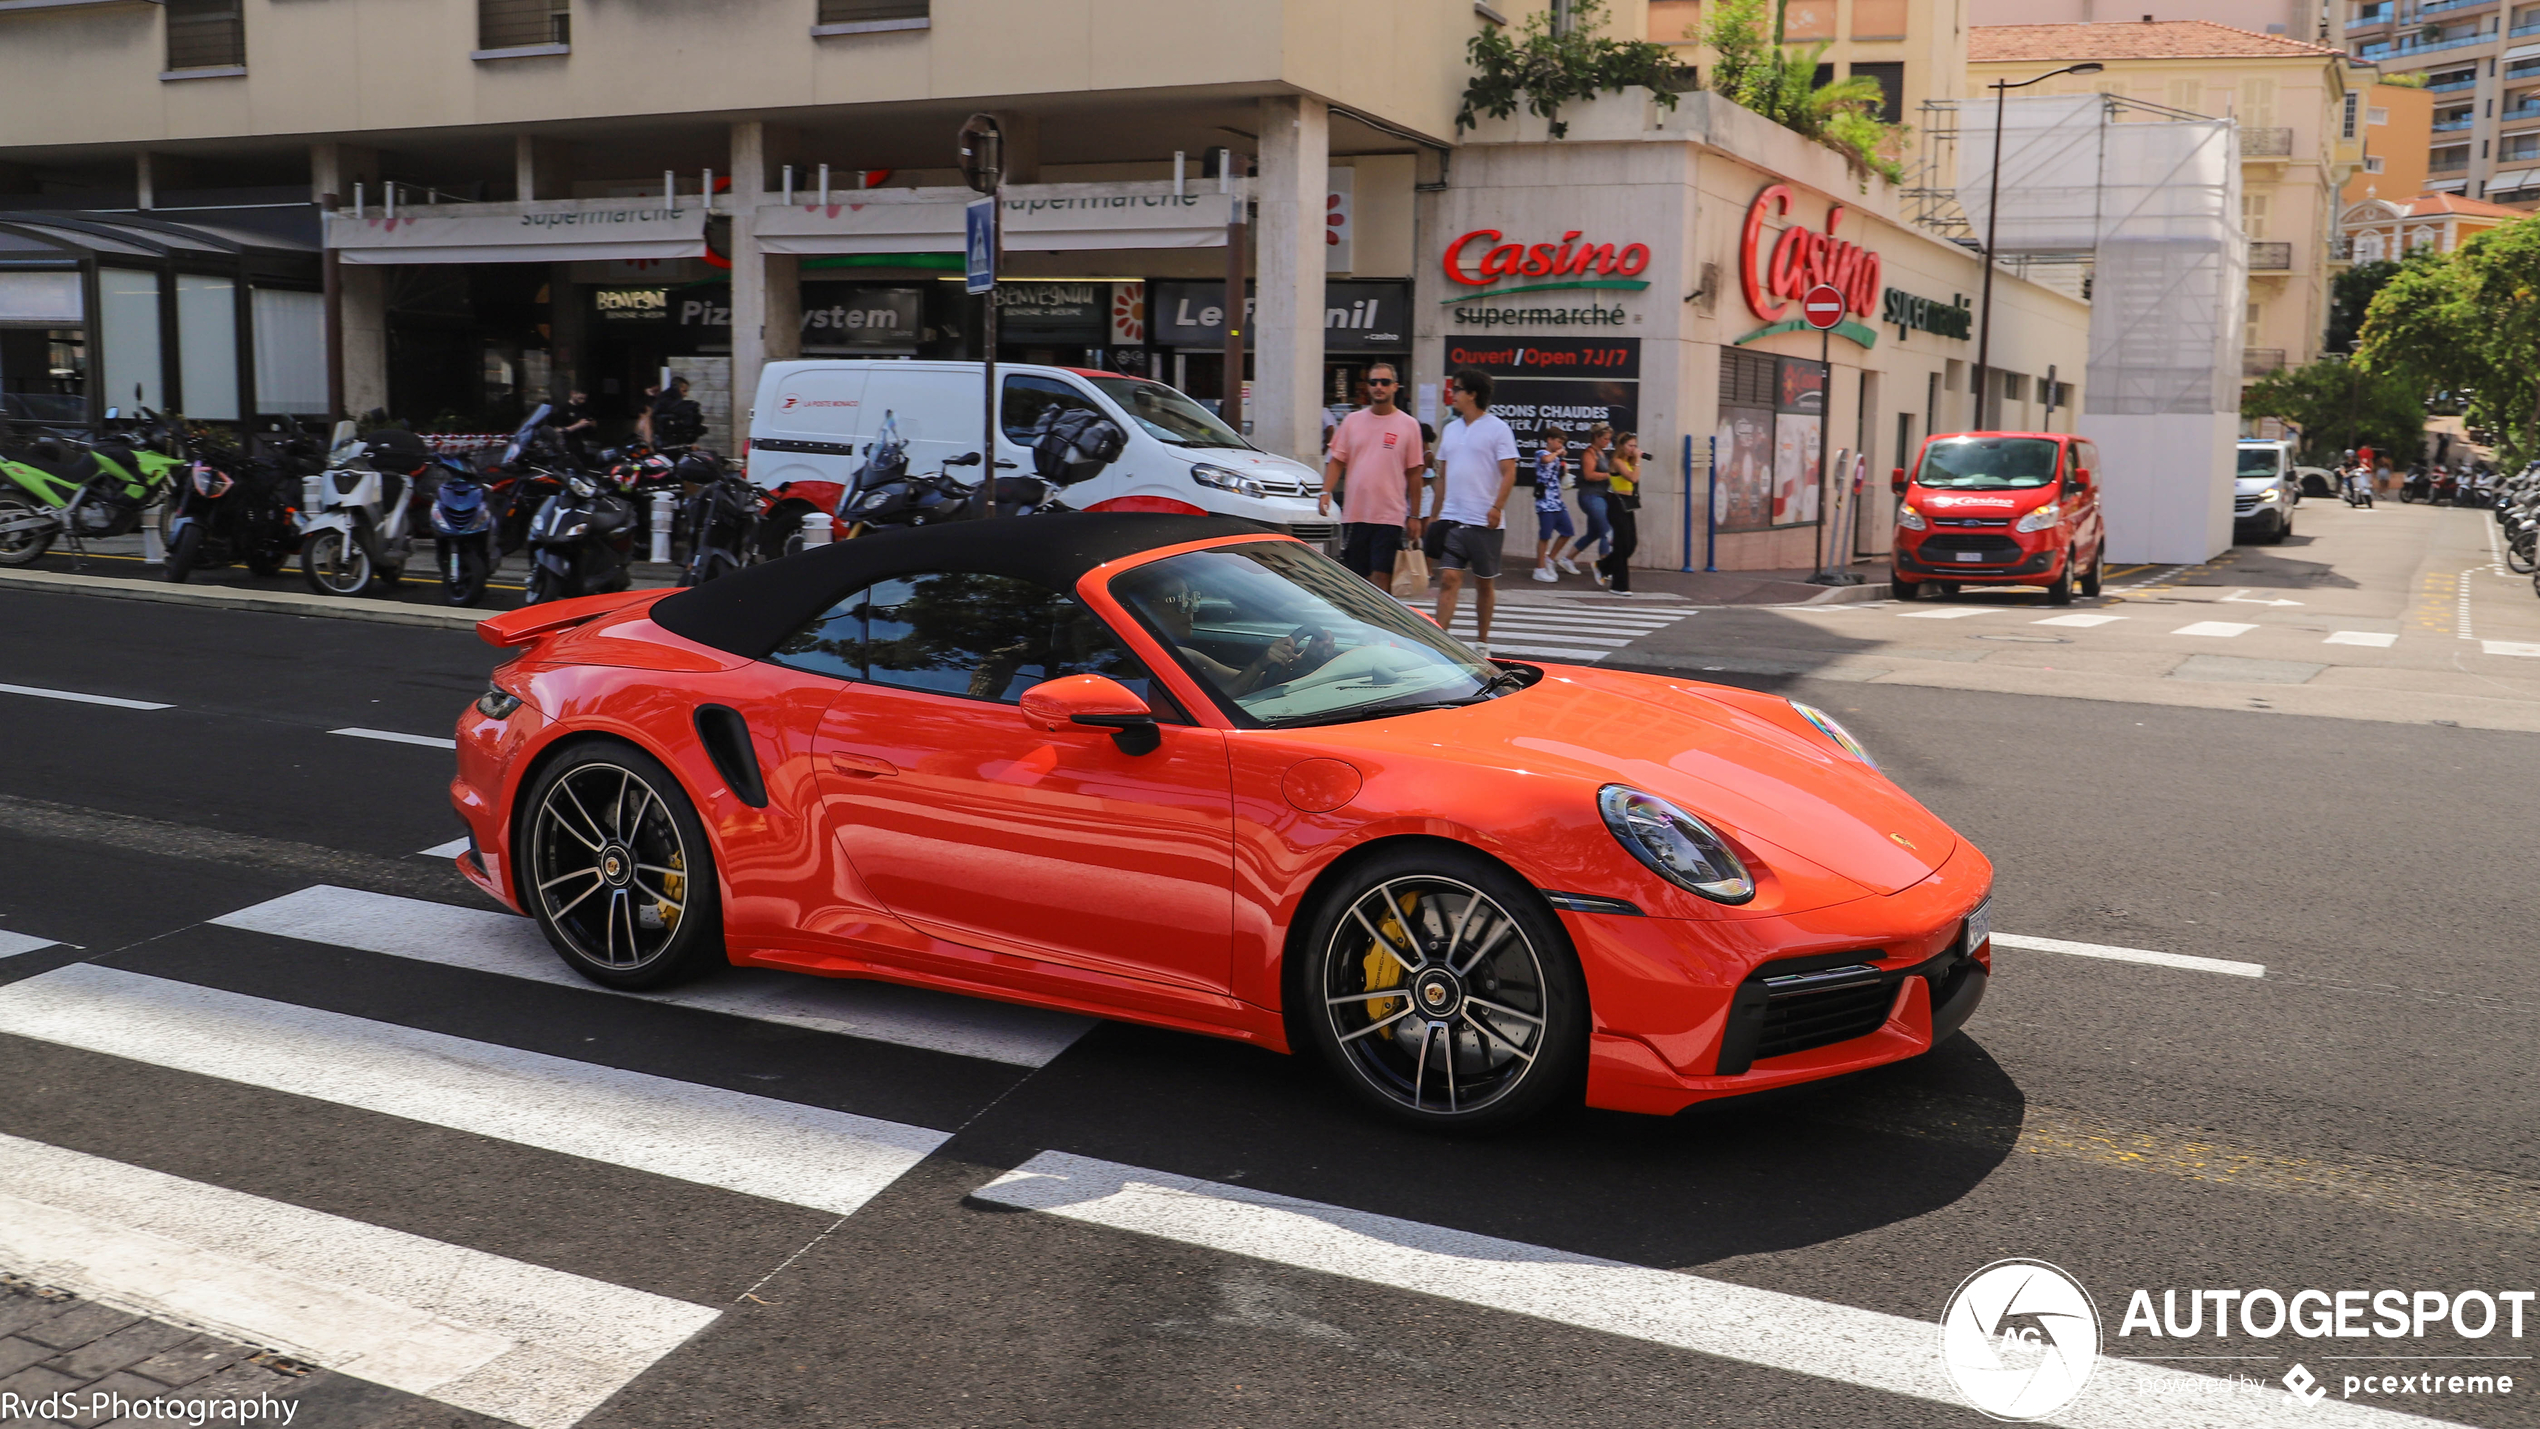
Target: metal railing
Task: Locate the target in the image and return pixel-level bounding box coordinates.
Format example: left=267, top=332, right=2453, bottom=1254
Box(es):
left=2435, top=115, right=2478, bottom=129
left=2419, top=0, right=2497, bottom=15
left=2428, top=76, right=2480, bottom=91
left=2243, top=349, right=2288, bottom=377
left=2430, top=151, right=2474, bottom=170
left=2249, top=241, right=2294, bottom=270
left=2359, top=30, right=2502, bottom=55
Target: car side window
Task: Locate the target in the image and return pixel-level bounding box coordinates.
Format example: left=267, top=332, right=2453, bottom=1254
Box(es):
left=861, top=570, right=1173, bottom=708
left=768, top=587, right=871, bottom=682
left=1001, top=375, right=1103, bottom=442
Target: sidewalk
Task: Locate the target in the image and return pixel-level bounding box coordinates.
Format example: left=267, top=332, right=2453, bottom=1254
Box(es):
left=1419, top=557, right=1889, bottom=606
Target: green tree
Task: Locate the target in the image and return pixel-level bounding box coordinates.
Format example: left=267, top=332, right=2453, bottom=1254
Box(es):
left=1701, top=0, right=1904, bottom=181
left=2241, top=358, right=2424, bottom=465
left=2358, top=220, right=2540, bottom=466
left=1457, top=0, right=1683, bottom=140
left=2325, top=258, right=2397, bottom=355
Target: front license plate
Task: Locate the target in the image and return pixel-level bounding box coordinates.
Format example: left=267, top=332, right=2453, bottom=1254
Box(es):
left=1964, top=898, right=1992, bottom=953
left=1955, top=551, right=1985, bottom=563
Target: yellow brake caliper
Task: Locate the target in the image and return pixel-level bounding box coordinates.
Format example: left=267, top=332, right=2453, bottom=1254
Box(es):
left=1361, top=892, right=1414, bottom=1028
left=656, top=850, right=685, bottom=932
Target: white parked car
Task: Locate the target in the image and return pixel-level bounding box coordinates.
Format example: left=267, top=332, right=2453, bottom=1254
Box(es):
left=744, top=360, right=1333, bottom=542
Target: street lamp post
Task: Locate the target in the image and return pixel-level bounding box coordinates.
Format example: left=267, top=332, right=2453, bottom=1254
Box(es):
left=1973, top=62, right=2102, bottom=429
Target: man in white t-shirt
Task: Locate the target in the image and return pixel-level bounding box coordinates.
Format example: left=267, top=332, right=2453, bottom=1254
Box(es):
left=1421, top=367, right=1520, bottom=656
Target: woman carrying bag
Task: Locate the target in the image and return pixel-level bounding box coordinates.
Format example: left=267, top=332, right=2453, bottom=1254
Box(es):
left=1566, top=424, right=1614, bottom=581
left=1599, top=433, right=1642, bottom=595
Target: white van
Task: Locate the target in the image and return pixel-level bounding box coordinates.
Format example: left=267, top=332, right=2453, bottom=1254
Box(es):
left=745, top=360, right=1333, bottom=539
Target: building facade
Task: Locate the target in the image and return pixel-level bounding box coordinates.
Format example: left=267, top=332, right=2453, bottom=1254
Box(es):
left=2340, top=188, right=2528, bottom=257
left=2339, top=76, right=2438, bottom=202
left=2347, top=0, right=2540, bottom=206
left=1646, top=0, right=1970, bottom=134
left=1972, top=21, right=2360, bottom=381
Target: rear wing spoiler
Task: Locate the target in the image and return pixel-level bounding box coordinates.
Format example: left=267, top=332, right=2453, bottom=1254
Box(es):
left=476, top=589, right=657, bottom=648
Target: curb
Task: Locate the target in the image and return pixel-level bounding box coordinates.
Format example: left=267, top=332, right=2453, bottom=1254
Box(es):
left=1794, top=580, right=1891, bottom=606
left=0, top=567, right=493, bottom=631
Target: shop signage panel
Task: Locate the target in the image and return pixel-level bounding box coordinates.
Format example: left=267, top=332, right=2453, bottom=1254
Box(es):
left=325, top=204, right=706, bottom=265
left=1881, top=287, right=1973, bottom=340
left=594, top=287, right=669, bottom=323
left=757, top=181, right=1240, bottom=256
left=1736, top=184, right=1880, bottom=348
left=1440, top=337, right=1639, bottom=449
left=995, top=282, right=1108, bottom=342
left=1148, top=280, right=1409, bottom=350
left=595, top=284, right=923, bottom=345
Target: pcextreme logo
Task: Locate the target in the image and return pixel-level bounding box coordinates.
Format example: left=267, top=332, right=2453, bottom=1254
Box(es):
left=1939, top=1259, right=2101, bottom=1421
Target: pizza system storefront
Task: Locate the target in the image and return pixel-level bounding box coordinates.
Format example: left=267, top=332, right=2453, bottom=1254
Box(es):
left=1415, top=92, right=2092, bottom=574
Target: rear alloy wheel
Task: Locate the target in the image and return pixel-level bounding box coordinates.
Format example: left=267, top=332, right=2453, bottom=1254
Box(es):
left=520, top=743, right=723, bottom=990
left=1299, top=847, right=1586, bottom=1130
left=0, top=493, right=54, bottom=567
left=300, top=528, right=372, bottom=596
left=2078, top=547, right=2104, bottom=598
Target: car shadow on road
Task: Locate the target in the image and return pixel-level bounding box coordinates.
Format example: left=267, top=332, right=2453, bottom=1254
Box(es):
left=2186, top=537, right=2358, bottom=591
left=949, top=1019, right=2024, bottom=1273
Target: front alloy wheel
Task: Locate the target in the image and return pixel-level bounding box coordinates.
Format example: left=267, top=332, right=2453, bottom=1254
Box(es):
left=1304, top=850, right=1585, bottom=1129
left=522, top=745, right=723, bottom=989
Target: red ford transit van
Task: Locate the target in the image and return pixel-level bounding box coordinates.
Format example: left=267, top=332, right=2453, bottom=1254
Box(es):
left=1892, top=431, right=2107, bottom=604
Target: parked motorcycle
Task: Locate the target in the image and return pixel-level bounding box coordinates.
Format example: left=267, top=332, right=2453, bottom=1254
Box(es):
left=164, top=431, right=301, bottom=583
left=676, top=452, right=764, bottom=587
left=521, top=466, right=638, bottom=604
left=300, top=422, right=430, bottom=597
left=0, top=406, right=188, bottom=567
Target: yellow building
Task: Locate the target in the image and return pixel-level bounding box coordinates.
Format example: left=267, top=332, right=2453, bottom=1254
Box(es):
left=1972, top=20, right=2357, bottom=383
left=2341, top=78, right=2434, bottom=206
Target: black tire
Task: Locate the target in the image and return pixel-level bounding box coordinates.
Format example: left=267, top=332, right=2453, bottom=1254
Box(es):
left=2044, top=560, right=2075, bottom=604
left=1293, top=844, right=1588, bottom=1131
left=2078, top=546, right=2103, bottom=598
left=1891, top=571, right=1921, bottom=601
left=1934, top=581, right=1960, bottom=599
left=517, top=741, right=724, bottom=991
left=2507, top=530, right=2538, bottom=576
left=0, top=492, right=54, bottom=568
left=246, top=552, right=285, bottom=579
left=2269, top=513, right=2290, bottom=544
left=444, top=547, right=488, bottom=607
left=164, top=523, right=204, bottom=583
left=300, top=528, right=372, bottom=596
left=524, top=565, right=562, bottom=605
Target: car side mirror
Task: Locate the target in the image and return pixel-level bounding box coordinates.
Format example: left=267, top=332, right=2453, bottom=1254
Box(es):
left=1020, top=674, right=1160, bottom=755
left=1890, top=466, right=1907, bottom=495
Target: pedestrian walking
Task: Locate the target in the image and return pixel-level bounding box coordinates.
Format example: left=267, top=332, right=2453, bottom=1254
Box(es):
left=1565, top=424, right=1615, bottom=582
left=1530, top=433, right=1575, bottom=583
left=1599, top=432, right=1642, bottom=594
left=1318, top=362, right=1427, bottom=589
left=1424, top=368, right=1519, bottom=657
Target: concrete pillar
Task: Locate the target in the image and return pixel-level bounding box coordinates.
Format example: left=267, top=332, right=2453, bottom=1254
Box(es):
left=1254, top=94, right=1328, bottom=463
left=991, top=112, right=1042, bottom=184
left=513, top=136, right=571, bottom=202
left=728, top=122, right=802, bottom=429
left=313, top=144, right=387, bottom=418
left=549, top=264, right=584, bottom=402
left=135, top=152, right=155, bottom=210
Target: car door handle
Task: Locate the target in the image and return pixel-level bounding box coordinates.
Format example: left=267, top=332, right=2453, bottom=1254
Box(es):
left=830, top=752, right=899, bottom=778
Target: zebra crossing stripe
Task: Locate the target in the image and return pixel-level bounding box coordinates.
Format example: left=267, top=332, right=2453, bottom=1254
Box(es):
left=0, top=930, right=57, bottom=958
left=0, top=963, right=948, bottom=1215
left=211, top=886, right=1092, bottom=1068
left=0, top=1131, right=717, bottom=1429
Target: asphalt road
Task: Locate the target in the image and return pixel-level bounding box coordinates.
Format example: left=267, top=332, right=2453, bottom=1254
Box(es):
left=0, top=496, right=2532, bottom=1429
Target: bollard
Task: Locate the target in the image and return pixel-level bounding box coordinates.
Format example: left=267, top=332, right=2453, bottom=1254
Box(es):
left=800, top=511, right=833, bottom=548
left=649, top=490, right=675, bottom=565
left=142, top=506, right=166, bottom=565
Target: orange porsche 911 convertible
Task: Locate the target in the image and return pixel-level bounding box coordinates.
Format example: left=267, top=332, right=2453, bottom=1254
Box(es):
left=451, top=515, right=1993, bottom=1129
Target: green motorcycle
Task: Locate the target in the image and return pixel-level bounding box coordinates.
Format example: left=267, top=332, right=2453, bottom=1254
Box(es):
left=0, top=407, right=188, bottom=567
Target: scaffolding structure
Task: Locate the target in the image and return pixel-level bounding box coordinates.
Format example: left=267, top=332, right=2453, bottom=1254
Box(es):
left=1907, top=93, right=2247, bottom=563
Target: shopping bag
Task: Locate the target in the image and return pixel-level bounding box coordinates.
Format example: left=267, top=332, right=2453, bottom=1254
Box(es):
left=1391, top=544, right=1430, bottom=599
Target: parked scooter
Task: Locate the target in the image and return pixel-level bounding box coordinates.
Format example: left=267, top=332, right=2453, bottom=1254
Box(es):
left=299, top=421, right=430, bottom=597
left=0, top=406, right=188, bottom=567
left=521, top=465, right=638, bottom=604
left=428, top=456, right=501, bottom=606
left=164, top=430, right=301, bottom=583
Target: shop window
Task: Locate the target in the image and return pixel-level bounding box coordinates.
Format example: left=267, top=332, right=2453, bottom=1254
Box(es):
left=164, top=0, right=244, bottom=71
left=1852, top=62, right=1904, bottom=123
left=479, top=0, right=569, bottom=51
left=816, top=0, right=930, bottom=27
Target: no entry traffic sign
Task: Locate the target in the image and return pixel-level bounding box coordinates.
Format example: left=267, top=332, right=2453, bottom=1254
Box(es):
left=1801, top=283, right=1846, bottom=331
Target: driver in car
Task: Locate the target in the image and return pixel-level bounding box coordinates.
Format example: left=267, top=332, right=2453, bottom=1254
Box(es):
left=1141, top=574, right=1341, bottom=697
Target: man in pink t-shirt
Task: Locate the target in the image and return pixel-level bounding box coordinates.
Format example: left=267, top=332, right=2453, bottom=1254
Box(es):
left=1319, top=362, right=1428, bottom=587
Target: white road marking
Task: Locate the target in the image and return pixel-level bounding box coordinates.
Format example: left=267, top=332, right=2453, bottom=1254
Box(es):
left=330, top=726, right=459, bottom=750
left=212, top=885, right=1090, bottom=1068
left=0, top=682, right=172, bottom=711
left=1992, top=933, right=2265, bottom=979
left=2171, top=621, right=2258, bottom=638
left=1449, top=609, right=1688, bottom=631
left=1483, top=643, right=1630, bottom=661
left=0, top=931, right=58, bottom=959
left=2480, top=640, right=2540, bottom=658
left=2325, top=631, right=2399, bottom=648
left=1452, top=626, right=1635, bottom=647
left=2033, top=614, right=2126, bottom=628
left=418, top=835, right=473, bottom=858
left=976, top=1151, right=2442, bottom=1429
left=0, top=963, right=948, bottom=1215
left=0, top=1132, right=715, bottom=1429
left=1895, top=607, right=1993, bottom=619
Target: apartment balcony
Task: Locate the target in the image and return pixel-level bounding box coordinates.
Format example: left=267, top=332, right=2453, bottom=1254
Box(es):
left=2243, top=349, right=2288, bottom=377
left=2360, top=29, right=2503, bottom=56
left=2513, top=18, right=2540, bottom=33
left=2242, top=126, right=2297, bottom=157
left=2500, top=101, right=2540, bottom=125
left=2249, top=241, right=2295, bottom=271
left=2419, top=0, right=2497, bottom=15
left=2433, top=114, right=2478, bottom=129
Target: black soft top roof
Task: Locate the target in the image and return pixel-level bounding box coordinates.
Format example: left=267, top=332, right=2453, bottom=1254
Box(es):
left=650, top=512, right=1278, bottom=659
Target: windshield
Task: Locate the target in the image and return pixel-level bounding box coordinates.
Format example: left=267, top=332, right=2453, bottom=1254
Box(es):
left=1916, top=437, right=2061, bottom=489
left=1111, top=542, right=1504, bottom=726
left=2236, top=447, right=2283, bottom=479
left=1086, top=375, right=1251, bottom=450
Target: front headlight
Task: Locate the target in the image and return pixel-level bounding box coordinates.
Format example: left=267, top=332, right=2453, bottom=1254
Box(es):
left=1190, top=462, right=1267, bottom=500
left=1896, top=504, right=1927, bottom=531
left=1597, top=786, right=1755, bottom=904
left=2258, top=488, right=2281, bottom=503
left=1789, top=700, right=1880, bottom=769
left=2014, top=501, right=2061, bottom=532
